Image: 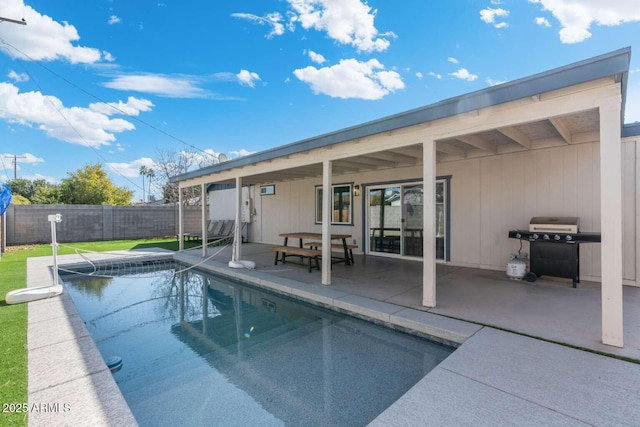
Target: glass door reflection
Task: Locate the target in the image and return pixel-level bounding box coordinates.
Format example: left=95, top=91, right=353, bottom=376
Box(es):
left=368, top=186, right=401, bottom=254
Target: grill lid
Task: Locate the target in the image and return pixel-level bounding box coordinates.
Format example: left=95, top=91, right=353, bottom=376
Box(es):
left=529, top=217, right=579, bottom=233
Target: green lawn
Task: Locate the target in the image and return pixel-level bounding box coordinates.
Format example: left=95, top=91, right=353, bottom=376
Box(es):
left=0, top=238, right=198, bottom=426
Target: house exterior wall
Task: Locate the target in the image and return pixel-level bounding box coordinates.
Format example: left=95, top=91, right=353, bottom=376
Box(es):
left=209, top=140, right=639, bottom=286
left=437, top=143, right=604, bottom=280
left=209, top=189, right=237, bottom=221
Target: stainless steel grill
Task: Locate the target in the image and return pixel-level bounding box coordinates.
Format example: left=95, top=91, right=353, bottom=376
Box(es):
left=508, top=217, right=601, bottom=287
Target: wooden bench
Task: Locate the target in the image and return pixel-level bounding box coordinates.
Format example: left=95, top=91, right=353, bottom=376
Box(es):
left=305, top=242, right=356, bottom=264
left=272, top=246, right=322, bottom=272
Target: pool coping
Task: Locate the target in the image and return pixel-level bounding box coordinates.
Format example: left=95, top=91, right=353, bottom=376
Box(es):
left=26, top=250, right=482, bottom=426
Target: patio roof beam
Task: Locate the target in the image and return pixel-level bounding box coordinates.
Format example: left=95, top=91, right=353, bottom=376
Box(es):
left=497, top=126, right=532, bottom=149
left=344, top=156, right=397, bottom=169
left=436, top=141, right=467, bottom=159
left=360, top=151, right=417, bottom=165
left=390, top=145, right=423, bottom=159
left=456, top=134, right=498, bottom=154
left=550, top=117, right=573, bottom=144
left=333, top=159, right=378, bottom=171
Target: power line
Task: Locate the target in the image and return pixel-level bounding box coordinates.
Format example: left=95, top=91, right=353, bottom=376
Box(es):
left=0, top=38, right=217, bottom=161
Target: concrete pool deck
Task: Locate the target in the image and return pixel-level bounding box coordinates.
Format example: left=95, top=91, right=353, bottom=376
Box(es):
left=24, top=249, right=640, bottom=426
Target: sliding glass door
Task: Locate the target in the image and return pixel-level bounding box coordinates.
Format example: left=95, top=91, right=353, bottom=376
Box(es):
left=367, top=180, right=447, bottom=260
left=368, top=186, right=401, bottom=255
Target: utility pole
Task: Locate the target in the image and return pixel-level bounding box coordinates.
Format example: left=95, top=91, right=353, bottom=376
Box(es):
left=4, top=155, right=27, bottom=179
left=0, top=16, right=27, bottom=26
left=0, top=16, right=27, bottom=258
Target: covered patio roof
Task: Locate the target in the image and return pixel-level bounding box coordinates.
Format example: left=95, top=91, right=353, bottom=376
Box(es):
left=172, top=47, right=631, bottom=187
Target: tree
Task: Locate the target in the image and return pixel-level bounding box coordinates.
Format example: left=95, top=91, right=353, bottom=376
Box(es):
left=59, top=163, right=133, bottom=205
left=139, top=165, right=148, bottom=202
left=31, top=181, right=62, bottom=204
left=11, top=194, right=30, bottom=204
left=146, top=168, right=155, bottom=202
left=6, top=178, right=36, bottom=200
left=6, top=178, right=62, bottom=204
left=139, top=166, right=156, bottom=203
left=154, top=149, right=217, bottom=204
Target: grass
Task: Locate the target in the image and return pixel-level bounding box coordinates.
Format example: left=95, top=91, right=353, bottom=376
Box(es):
left=0, top=237, right=199, bottom=426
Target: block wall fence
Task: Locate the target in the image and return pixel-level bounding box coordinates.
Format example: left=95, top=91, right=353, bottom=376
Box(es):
left=4, top=204, right=203, bottom=245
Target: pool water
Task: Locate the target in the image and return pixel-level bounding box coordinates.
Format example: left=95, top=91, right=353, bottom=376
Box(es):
left=64, top=265, right=453, bottom=426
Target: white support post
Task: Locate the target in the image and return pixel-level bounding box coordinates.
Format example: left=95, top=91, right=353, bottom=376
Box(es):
left=234, top=177, right=243, bottom=262
left=178, top=188, right=184, bottom=252
left=422, top=139, right=436, bottom=307
left=201, top=183, right=207, bottom=257
left=599, top=95, right=624, bottom=347
left=322, top=160, right=332, bottom=285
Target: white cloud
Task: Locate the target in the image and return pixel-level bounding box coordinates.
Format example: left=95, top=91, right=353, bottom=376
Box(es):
left=428, top=72, right=442, bottom=79
left=108, top=143, right=126, bottom=154
left=486, top=77, right=506, bottom=86
left=450, top=68, right=478, bottom=81
left=107, top=153, right=225, bottom=181
left=308, top=50, right=326, bottom=64
left=8, top=71, right=29, bottom=82
left=24, top=173, right=57, bottom=183
left=0, top=82, right=146, bottom=147
left=415, top=72, right=423, bottom=80
left=0, top=0, right=113, bottom=63
left=235, top=0, right=392, bottom=53
left=102, top=51, right=116, bottom=62
left=535, top=17, right=551, bottom=27
left=237, top=70, right=261, bottom=88
left=231, top=12, right=285, bottom=38
left=293, top=58, right=404, bottom=100
left=107, top=157, right=156, bottom=178
left=448, top=57, right=459, bottom=64
left=480, top=7, right=510, bottom=24
left=528, top=0, right=640, bottom=44
left=290, top=0, right=391, bottom=52
left=230, top=149, right=255, bottom=158
left=103, top=73, right=210, bottom=98
left=494, top=22, right=509, bottom=29
left=89, top=97, right=154, bottom=116
left=108, top=15, right=121, bottom=25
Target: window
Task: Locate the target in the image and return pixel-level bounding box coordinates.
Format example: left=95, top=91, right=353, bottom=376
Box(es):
left=260, top=185, right=275, bottom=196
left=315, top=184, right=352, bottom=224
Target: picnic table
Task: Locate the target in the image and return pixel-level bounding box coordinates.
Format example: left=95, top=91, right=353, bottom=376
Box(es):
left=272, top=232, right=355, bottom=272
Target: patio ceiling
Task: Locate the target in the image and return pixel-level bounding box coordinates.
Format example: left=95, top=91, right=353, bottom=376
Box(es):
left=236, top=107, right=600, bottom=186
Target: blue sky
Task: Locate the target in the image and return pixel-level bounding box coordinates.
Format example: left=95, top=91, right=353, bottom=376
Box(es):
left=0, top=0, right=639, bottom=202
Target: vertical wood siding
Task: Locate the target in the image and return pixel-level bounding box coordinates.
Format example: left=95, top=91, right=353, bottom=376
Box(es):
left=211, top=140, right=637, bottom=283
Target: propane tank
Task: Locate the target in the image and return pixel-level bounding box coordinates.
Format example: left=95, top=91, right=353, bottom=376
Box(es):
left=506, top=256, right=527, bottom=280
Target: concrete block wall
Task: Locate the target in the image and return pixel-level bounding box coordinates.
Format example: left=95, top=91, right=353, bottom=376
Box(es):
left=6, top=204, right=203, bottom=245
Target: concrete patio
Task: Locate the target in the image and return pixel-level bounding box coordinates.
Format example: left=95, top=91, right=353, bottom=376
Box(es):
left=195, top=242, right=640, bottom=362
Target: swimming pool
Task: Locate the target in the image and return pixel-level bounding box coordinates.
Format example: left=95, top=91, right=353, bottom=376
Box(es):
left=64, top=263, right=453, bottom=426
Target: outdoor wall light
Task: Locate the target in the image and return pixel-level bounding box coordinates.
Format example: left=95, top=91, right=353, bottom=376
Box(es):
left=353, top=185, right=361, bottom=197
